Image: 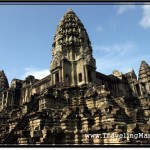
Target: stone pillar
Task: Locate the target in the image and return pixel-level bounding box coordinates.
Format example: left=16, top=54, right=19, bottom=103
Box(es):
left=6, top=92, right=9, bottom=106
left=52, top=74, right=55, bottom=85
left=139, top=83, right=143, bottom=96
left=2, top=93, right=4, bottom=111
left=71, top=62, right=75, bottom=86
left=70, top=47, right=73, bottom=60
left=84, top=66, right=88, bottom=84
left=59, top=70, right=61, bottom=83
left=132, top=84, right=137, bottom=96
left=62, top=61, right=64, bottom=82
left=25, top=89, right=27, bottom=103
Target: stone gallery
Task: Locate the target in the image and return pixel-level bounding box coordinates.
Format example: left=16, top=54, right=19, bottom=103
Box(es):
left=0, top=9, right=150, bottom=145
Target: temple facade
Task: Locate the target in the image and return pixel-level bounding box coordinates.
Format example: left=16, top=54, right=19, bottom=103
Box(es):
left=0, top=9, right=150, bottom=145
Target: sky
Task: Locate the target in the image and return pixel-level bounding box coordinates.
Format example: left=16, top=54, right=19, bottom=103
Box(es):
left=0, top=3, right=150, bottom=84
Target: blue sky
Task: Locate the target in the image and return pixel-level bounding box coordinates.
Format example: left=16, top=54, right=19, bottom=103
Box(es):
left=0, top=3, right=150, bottom=84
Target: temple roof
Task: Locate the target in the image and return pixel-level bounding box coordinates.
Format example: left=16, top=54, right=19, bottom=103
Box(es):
left=52, top=9, right=92, bottom=48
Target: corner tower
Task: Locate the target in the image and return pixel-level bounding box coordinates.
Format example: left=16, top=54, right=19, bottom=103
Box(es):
left=0, top=70, right=9, bottom=93
left=50, top=9, right=96, bottom=86
left=139, top=60, right=150, bottom=83
left=138, top=60, right=150, bottom=95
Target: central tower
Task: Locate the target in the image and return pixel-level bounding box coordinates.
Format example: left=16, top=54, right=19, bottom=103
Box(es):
left=50, top=9, right=96, bottom=86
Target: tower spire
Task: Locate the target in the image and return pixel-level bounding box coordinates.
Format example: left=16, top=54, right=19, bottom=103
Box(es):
left=50, top=9, right=96, bottom=86
left=0, top=70, right=9, bottom=92
left=67, top=8, right=73, bottom=13
left=52, top=8, right=92, bottom=56
left=139, top=60, right=150, bottom=82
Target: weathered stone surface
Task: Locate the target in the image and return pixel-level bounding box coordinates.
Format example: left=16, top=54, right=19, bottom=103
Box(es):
left=0, top=9, right=150, bottom=145
left=0, top=70, right=9, bottom=93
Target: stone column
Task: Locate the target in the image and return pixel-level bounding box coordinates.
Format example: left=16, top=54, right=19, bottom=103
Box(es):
left=132, top=84, right=137, bottom=96
left=70, top=47, right=73, bottom=60
left=59, top=70, right=61, bottom=83
left=52, top=73, right=55, bottom=85
left=6, top=92, right=9, bottom=106
left=71, top=62, right=75, bottom=86
left=2, top=93, right=4, bottom=111
left=139, top=83, right=143, bottom=96
left=62, top=61, right=64, bottom=82
left=84, top=66, right=88, bottom=84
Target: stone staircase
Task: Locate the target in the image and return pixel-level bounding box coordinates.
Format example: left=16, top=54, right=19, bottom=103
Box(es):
left=0, top=94, right=39, bottom=144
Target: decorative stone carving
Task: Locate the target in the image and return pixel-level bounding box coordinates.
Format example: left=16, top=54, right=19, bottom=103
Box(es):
left=113, top=70, right=123, bottom=79
left=84, top=54, right=96, bottom=67
left=50, top=48, right=68, bottom=70
left=0, top=9, right=150, bottom=146
left=0, top=70, right=9, bottom=93
left=51, top=9, right=92, bottom=61
left=139, top=61, right=150, bottom=82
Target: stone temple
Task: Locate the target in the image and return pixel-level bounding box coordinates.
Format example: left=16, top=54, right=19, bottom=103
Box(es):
left=0, top=9, right=150, bottom=145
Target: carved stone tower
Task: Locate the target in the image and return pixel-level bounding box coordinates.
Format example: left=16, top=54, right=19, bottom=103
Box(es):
left=50, top=9, right=96, bottom=86
left=138, top=60, right=150, bottom=95
left=139, top=60, right=150, bottom=83
left=0, top=70, right=9, bottom=93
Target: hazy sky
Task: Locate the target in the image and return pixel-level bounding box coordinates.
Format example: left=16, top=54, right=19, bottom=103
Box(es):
left=0, top=3, right=150, bottom=84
